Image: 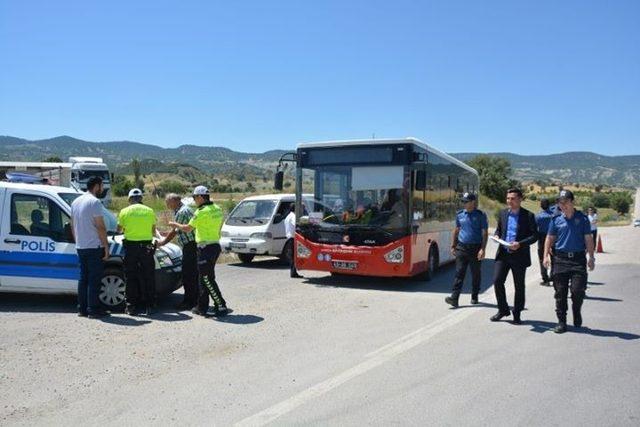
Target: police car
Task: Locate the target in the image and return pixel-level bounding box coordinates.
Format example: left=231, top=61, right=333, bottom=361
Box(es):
left=0, top=181, right=183, bottom=309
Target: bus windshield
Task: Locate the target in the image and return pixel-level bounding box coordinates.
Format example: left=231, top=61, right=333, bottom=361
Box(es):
left=300, top=165, right=409, bottom=232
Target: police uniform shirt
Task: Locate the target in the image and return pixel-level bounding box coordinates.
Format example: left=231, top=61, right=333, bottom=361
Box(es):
left=118, top=203, right=156, bottom=241
left=455, top=209, right=488, bottom=245
left=535, top=209, right=553, bottom=235
left=188, top=202, right=223, bottom=244
left=547, top=210, right=591, bottom=252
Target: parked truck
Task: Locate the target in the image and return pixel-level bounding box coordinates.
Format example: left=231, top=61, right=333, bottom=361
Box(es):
left=0, top=157, right=113, bottom=206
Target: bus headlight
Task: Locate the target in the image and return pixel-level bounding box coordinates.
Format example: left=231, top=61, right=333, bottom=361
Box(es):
left=384, top=246, right=404, bottom=263
left=296, top=242, right=312, bottom=258
left=220, top=231, right=230, bottom=237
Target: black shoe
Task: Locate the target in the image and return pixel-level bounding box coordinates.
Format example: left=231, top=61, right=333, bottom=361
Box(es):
left=553, top=322, right=567, bottom=334
left=125, top=305, right=137, bottom=315
left=78, top=311, right=88, bottom=317
left=540, top=280, right=551, bottom=286
left=573, top=312, right=583, bottom=328
left=88, top=310, right=110, bottom=319
left=145, top=306, right=155, bottom=316
left=191, top=307, right=209, bottom=317
left=470, top=295, right=479, bottom=305
left=445, top=296, right=459, bottom=308
left=490, top=311, right=511, bottom=321
left=512, top=311, right=522, bottom=324
left=290, top=273, right=303, bottom=278
left=213, top=306, right=229, bottom=317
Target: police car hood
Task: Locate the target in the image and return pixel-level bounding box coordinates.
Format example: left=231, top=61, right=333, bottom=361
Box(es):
left=108, top=235, right=182, bottom=259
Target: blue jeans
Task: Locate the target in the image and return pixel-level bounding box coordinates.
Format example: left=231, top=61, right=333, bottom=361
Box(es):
left=77, top=248, right=104, bottom=314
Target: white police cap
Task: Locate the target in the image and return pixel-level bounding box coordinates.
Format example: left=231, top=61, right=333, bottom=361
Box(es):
left=192, top=185, right=209, bottom=196
left=128, top=188, right=143, bottom=198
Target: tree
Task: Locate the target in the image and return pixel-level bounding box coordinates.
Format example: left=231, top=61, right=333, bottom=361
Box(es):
left=130, top=158, right=145, bottom=191
left=112, top=175, right=134, bottom=197
left=43, top=156, right=63, bottom=163
left=156, top=180, right=188, bottom=196
left=610, top=192, right=632, bottom=215
left=591, top=192, right=610, bottom=209
left=466, top=155, right=520, bottom=201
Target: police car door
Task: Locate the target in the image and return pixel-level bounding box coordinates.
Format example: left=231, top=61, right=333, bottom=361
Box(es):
left=0, top=189, right=78, bottom=292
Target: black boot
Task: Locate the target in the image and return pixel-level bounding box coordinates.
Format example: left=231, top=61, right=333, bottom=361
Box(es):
left=553, top=322, right=567, bottom=333
left=445, top=295, right=459, bottom=308
left=470, top=294, right=479, bottom=305
left=512, top=310, right=522, bottom=324
left=573, top=307, right=583, bottom=328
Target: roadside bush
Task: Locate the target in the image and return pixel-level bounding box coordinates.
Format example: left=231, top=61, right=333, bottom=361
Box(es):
left=221, top=198, right=237, bottom=214
left=112, top=175, right=134, bottom=197
left=610, top=192, right=632, bottom=215
left=590, top=192, right=610, bottom=209
left=156, top=180, right=188, bottom=196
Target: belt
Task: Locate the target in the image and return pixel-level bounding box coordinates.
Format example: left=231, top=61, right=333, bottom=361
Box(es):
left=555, top=251, right=585, bottom=259
left=457, top=242, right=481, bottom=248
left=123, top=240, right=152, bottom=245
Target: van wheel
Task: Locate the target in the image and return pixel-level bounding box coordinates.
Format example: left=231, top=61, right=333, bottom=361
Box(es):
left=100, top=268, right=126, bottom=310
left=280, top=240, right=293, bottom=265
left=238, top=253, right=255, bottom=264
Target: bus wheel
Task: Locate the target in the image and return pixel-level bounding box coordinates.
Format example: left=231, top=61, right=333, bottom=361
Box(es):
left=425, top=245, right=440, bottom=281
left=238, top=253, right=255, bottom=264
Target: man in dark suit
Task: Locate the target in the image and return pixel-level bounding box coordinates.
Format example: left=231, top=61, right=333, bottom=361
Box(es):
left=490, top=188, right=538, bottom=324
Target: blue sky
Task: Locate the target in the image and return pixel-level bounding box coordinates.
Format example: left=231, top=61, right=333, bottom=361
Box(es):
left=1, top=0, right=638, bottom=155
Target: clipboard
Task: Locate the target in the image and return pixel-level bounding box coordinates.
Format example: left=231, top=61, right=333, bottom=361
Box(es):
left=490, top=235, right=512, bottom=247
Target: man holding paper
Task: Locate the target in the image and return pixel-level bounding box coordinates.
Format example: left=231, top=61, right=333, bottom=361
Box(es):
left=490, top=188, right=538, bottom=324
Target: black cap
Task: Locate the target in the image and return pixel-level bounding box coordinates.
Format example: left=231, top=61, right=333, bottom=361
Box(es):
left=557, top=189, right=574, bottom=201
left=461, top=192, right=477, bottom=202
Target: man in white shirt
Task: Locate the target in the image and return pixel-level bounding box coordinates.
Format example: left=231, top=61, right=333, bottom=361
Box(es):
left=284, top=204, right=302, bottom=278
left=587, top=207, right=598, bottom=244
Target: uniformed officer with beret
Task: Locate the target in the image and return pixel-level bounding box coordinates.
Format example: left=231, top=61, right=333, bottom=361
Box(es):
left=543, top=190, right=595, bottom=334
left=445, top=193, right=488, bottom=308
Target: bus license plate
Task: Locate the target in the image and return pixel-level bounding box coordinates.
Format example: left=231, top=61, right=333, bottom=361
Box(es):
left=230, top=243, right=247, bottom=249
left=332, top=261, right=358, bottom=270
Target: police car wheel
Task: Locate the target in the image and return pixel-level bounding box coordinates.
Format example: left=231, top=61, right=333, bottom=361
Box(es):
left=238, top=253, right=255, bottom=264
left=99, top=268, right=126, bottom=310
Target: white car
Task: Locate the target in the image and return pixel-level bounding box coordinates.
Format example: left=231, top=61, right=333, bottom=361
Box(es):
left=220, top=194, right=297, bottom=263
left=634, top=219, right=640, bottom=227
left=0, top=181, right=183, bottom=310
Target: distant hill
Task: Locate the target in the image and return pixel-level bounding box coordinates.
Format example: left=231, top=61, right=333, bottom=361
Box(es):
left=1, top=135, right=638, bottom=186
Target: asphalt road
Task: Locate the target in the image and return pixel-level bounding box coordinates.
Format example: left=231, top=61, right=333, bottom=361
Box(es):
left=1, top=217, right=639, bottom=425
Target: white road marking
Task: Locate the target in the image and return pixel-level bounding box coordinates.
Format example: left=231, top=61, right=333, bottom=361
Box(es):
left=235, top=276, right=538, bottom=427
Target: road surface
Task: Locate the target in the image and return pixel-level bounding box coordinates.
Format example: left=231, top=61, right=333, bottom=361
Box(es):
left=1, top=213, right=639, bottom=425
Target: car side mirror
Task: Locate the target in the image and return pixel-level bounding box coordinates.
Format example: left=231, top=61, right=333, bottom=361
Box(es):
left=274, top=171, right=284, bottom=191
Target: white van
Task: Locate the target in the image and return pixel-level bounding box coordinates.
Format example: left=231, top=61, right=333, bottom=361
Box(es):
left=0, top=181, right=183, bottom=310
left=220, top=194, right=297, bottom=263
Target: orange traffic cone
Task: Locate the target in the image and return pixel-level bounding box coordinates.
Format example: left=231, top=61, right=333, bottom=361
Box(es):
left=596, top=235, right=604, bottom=253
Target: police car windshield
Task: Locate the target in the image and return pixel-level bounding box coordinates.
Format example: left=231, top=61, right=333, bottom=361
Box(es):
left=59, top=193, right=81, bottom=206
left=227, top=200, right=277, bottom=225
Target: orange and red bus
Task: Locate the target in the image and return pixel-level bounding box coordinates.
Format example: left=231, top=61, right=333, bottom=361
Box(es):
left=286, top=138, right=479, bottom=279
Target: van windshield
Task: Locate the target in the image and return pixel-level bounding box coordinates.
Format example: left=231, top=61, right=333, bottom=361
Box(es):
left=227, top=200, right=277, bottom=225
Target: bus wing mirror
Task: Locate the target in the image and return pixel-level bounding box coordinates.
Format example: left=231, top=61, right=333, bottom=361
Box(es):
left=415, top=170, right=427, bottom=191
left=274, top=171, right=284, bottom=191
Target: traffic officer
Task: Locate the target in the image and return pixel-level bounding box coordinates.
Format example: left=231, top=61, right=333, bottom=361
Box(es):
left=543, top=190, right=595, bottom=334
left=445, top=193, right=488, bottom=307
left=158, top=193, right=198, bottom=310
left=535, top=198, right=554, bottom=286
left=169, top=186, right=228, bottom=317
left=117, top=188, right=157, bottom=315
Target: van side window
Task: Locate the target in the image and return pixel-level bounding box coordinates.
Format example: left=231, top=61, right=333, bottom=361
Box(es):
left=10, top=194, right=73, bottom=243
left=274, top=201, right=293, bottom=224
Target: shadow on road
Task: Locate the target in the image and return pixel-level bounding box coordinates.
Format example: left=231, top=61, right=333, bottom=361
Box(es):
left=0, top=293, right=77, bottom=314
left=100, top=316, right=152, bottom=326
left=587, top=281, right=605, bottom=285
left=301, top=259, right=497, bottom=295
left=584, top=296, right=623, bottom=302
left=226, top=258, right=288, bottom=271
left=523, top=320, right=640, bottom=340
left=212, top=313, right=264, bottom=325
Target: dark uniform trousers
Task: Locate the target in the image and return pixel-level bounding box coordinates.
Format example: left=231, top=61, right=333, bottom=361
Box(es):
left=123, top=241, right=156, bottom=308
left=181, top=241, right=199, bottom=306
left=288, top=238, right=299, bottom=278
left=493, top=258, right=527, bottom=313
left=452, top=243, right=482, bottom=298
left=197, top=243, right=227, bottom=312
left=537, top=233, right=551, bottom=282
left=552, top=252, right=587, bottom=322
